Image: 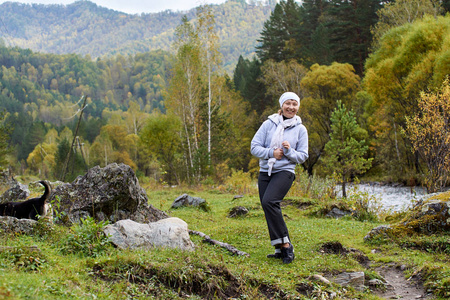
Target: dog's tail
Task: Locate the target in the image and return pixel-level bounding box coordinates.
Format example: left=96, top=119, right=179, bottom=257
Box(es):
left=38, top=180, right=52, bottom=203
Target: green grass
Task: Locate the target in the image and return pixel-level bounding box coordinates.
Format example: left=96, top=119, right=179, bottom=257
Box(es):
left=0, top=185, right=449, bottom=299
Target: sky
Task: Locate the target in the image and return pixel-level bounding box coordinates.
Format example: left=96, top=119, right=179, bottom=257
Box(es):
left=0, top=0, right=229, bottom=14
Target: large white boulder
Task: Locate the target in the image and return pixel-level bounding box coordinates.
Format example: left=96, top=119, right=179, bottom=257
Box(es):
left=103, top=217, right=195, bottom=251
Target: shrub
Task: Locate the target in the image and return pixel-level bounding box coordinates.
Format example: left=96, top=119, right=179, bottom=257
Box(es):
left=288, top=167, right=335, bottom=201
left=59, top=217, right=112, bottom=257
left=218, top=169, right=257, bottom=195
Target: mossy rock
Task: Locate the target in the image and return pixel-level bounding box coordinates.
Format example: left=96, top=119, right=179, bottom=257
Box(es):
left=365, top=193, right=450, bottom=241
left=401, top=198, right=450, bottom=235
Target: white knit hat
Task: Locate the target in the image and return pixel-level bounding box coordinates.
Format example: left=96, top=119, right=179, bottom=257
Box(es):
left=279, top=92, right=300, bottom=108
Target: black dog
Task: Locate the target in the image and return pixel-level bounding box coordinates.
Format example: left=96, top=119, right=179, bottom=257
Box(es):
left=0, top=180, right=52, bottom=220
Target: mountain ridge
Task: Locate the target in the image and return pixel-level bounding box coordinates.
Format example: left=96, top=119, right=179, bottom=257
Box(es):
left=0, top=0, right=274, bottom=71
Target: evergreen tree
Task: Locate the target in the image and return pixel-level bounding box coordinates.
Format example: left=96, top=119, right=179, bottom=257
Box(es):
left=297, top=0, right=330, bottom=65
left=443, top=0, right=450, bottom=13
left=256, top=0, right=301, bottom=62
left=232, top=56, right=268, bottom=115
left=321, top=101, right=372, bottom=197
left=325, top=0, right=382, bottom=75
left=54, top=138, right=70, bottom=180
left=19, top=121, right=46, bottom=162
left=256, top=4, right=287, bottom=62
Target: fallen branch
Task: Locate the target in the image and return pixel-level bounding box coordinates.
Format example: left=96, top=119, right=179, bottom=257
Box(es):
left=189, top=230, right=250, bottom=257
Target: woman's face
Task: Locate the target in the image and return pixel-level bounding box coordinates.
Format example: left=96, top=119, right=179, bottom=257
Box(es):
left=281, top=99, right=299, bottom=118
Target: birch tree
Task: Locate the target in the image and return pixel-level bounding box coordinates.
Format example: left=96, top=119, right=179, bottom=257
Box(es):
left=197, top=4, right=222, bottom=166
left=166, top=16, right=203, bottom=182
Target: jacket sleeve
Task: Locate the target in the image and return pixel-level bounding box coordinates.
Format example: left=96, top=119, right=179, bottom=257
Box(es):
left=250, top=121, right=274, bottom=159
left=284, top=124, right=309, bottom=164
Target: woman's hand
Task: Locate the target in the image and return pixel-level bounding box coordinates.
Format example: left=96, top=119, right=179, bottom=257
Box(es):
left=282, top=141, right=291, bottom=150
left=273, top=148, right=284, bottom=159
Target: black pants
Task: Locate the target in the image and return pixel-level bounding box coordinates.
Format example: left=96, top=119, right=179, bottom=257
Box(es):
left=258, top=171, right=295, bottom=246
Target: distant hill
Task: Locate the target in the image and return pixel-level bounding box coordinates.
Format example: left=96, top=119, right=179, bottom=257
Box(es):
left=0, top=0, right=274, bottom=71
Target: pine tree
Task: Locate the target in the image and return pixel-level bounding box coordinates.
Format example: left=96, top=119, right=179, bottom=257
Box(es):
left=232, top=56, right=268, bottom=115
left=324, top=0, right=382, bottom=75
left=321, top=101, right=372, bottom=198
left=297, top=0, right=330, bottom=65
left=256, top=0, right=301, bottom=62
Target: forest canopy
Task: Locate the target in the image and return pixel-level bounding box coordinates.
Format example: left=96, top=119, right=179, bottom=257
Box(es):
left=1, top=0, right=450, bottom=190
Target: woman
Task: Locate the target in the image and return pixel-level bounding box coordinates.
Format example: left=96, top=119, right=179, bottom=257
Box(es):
left=250, top=92, right=308, bottom=264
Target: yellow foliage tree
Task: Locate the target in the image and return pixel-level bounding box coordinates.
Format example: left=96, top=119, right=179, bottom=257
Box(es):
left=364, top=15, right=450, bottom=178
left=260, top=59, right=308, bottom=111
left=26, top=143, right=57, bottom=177
left=300, top=62, right=361, bottom=174
left=89, top=124, right=137, bottom=170
left=371, top=0, right=442, bottom=48
left=404, top=78, right=450, bottom=193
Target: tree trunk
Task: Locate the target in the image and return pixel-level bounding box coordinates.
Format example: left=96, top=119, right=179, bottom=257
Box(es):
left=342, top=176, right=347, bottom=198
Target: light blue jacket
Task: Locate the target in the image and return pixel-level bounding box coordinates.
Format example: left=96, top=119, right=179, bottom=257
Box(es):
left=251, top=114, right=308, bottom=174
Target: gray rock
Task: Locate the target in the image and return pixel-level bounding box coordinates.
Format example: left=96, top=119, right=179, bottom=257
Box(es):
left=364, top=225, right=393, bottom=242
left=172, top=194, right=206, bottom=208
left=51, top=163, right=168, bottom=225
left=103, top=217, right=195, bottom=251
left=331, top=271, right=365, bottom=291
left=0, top=182, right=30, bottom=203
left=326, top=207, right=351, bottom=219
left=228, top=206, right=249, bottom=218
left=0, top=216, right=37, bottom=234
left=0, top=169, right=17, bottom=187
left=367, top=279, right=386, bottom=287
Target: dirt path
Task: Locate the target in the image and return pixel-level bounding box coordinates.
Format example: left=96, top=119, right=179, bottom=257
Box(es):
left=373, top=265, right=432, bottom=300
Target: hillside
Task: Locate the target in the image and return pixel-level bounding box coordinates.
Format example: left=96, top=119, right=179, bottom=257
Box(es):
left=0, top=0, right=273, bottom=71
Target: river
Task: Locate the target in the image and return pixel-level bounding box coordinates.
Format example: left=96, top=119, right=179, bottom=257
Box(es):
left=336, top=183, right=428, bottom=212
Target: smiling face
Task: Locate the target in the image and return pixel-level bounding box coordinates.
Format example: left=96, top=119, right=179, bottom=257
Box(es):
left=281, top=99, right=299, bottom=119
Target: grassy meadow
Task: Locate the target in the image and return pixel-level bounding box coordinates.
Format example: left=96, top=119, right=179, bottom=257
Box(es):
left=1, top=173, right=450, bottom=299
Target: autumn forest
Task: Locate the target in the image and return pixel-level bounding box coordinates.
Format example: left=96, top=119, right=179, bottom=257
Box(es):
left=1, top=0, right=450, bottom=193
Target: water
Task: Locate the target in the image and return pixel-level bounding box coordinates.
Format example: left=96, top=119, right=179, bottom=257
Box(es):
left=336, top=183, right=428, bottom=212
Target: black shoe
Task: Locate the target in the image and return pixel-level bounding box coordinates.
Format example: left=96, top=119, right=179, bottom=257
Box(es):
left=267, top=252, right=282, bottom=259
left=281, top=244, right=295, bottom=264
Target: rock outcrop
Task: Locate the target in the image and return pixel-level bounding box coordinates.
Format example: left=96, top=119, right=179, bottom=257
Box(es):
left=51, top=163, right=168, bottom=225
left=0, top=181, right=29, bottom=203
left=365, top=192, right=450, bottom=241
left=0, top=216, right=37, bottom=234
